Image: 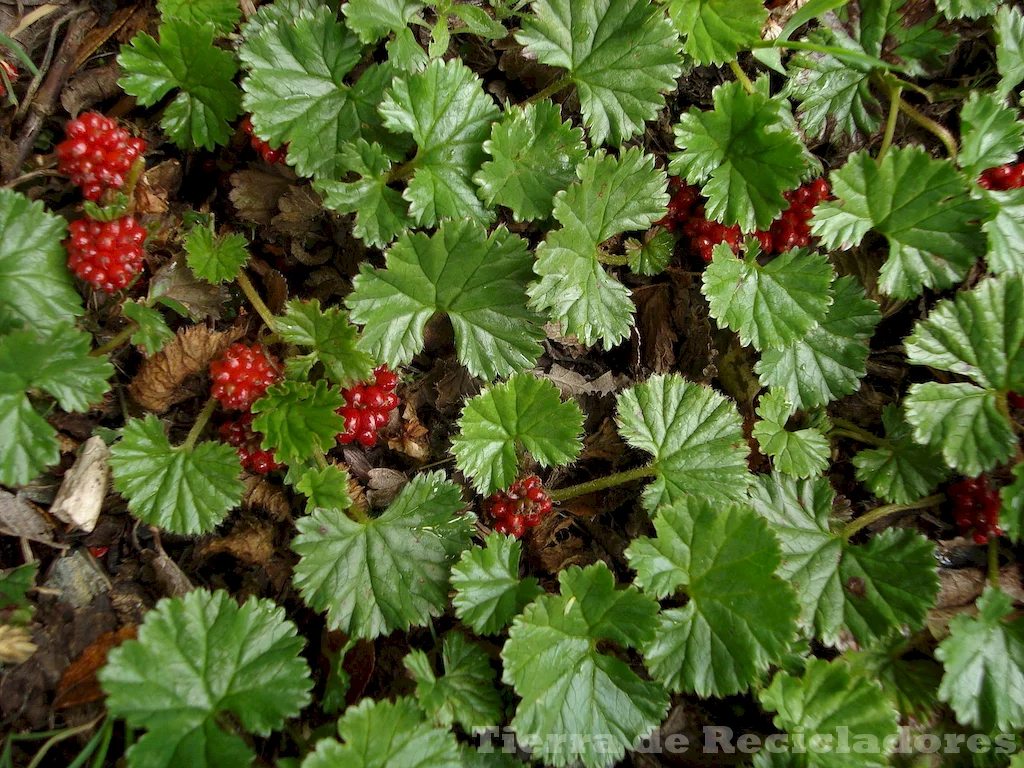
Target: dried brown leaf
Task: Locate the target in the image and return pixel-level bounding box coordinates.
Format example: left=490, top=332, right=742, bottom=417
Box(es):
left=150, top=257, right=231, bottom=322
left=365, top=468, right=408, bottom=509
left=201, top=524, right=275, bottom=565
left=387, top=402, right=429, bottom=461
left=128, top=324, right=244, bottom=413
left=249, top=260, right=289, bottom=314
left=273, top=185, right=325, bottom=236
left=538, top=364, right=626, bottom=398
left=53, top=626, right=136, bottom=709
left=634, top=283, right=676, bottom=373
left=229, top=168, right=294, bottom=225
left=135, top=159, right=182, bottom=215
left=0, top=490, right=58, bottom=545
left=0, top=624, right=37, bottom=666
left=243, top=476, right=293, bottom=521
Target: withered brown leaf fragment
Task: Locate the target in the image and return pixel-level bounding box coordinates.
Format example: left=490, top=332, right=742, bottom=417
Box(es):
left=54, top=625, right=137, bottom=710
left=128, top=325, right=244, bottom=413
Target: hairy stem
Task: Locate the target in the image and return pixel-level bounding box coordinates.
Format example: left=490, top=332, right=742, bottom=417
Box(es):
left=523, top=75, right=572, bottom=106
left=842, top=493, right=943, bottom=540
left=548, top=465, right=657, bottom=504
left=877, top=82, right=902, bottom=165
left=829, top=418, right=886, bottom=448
left=873, top=74, right=958, bottom=160
left=236, top=271, right=278, bottom=334
left=89, top=322, right=137, bottom=357
left=183, top=397, right=218, bottom=451
left=729, top=60, right=755, bottom=95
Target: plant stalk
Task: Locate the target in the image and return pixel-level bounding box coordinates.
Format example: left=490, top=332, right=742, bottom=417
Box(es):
left=873, top=74, right=958, bottom=160
left=877, top=82, right=902, bottom=165
left=548, top=465, right=657, bottom=504
left=988, top=536, right=1000, bottom=589
left=829, top=418, right=886, bottom=448
left=89, top=322, right=137, bottom=357
left=842, top=493, right=943, bottom=540
left=523, top=75, right=572, bottom=106
left=183, top=397, right=218, bottom=451
left=729, top=60, right=755, bottom=95
left=236, top=271, right=278, bottom=334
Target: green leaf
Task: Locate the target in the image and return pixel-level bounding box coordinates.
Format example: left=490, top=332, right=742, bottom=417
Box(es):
left=473, top=102, right=588, bottom=222
left=450, top=533, right=543, bottom=635
left=450, top=4, right=508, bottom=38
left=937, top=586, right=1024, bottom=733
left=702, top=245, right=834, bottom=351
left=626, top=497, right=799, bottom=697
left=302, top=697, right=460, bottom=768
left=122, top=300, right=173, bottom=356
left=958, top=92, right=1024, bottom=181
left=452, top=373, right=584, bottom=495
left=342, top=0, right=424, bottom=44
left=904, top=382, right=1015, bottom=477
left=292, top=471, right=473, bottom=639
left=0, top=325, right=112, bottom=486
left=0, top=562, right=37, bottom=626
left=783, top=49, right=880, bottom=140
left=315, top=140, right=415, bottom=248
left=1000, top=461, right=1024, bottom=544
left=905, top=273, right=1024, bottom=392
left=852, top=404, right=950, bottom=505
left=156, top=0, right=240, bottom=34
left=615, top=374, right=751, bottom=510
left=748, top=472, right=843, bottom=640
left=251, top=380, right=346, bottom=465
left=670, top=80, right=808, bottom=232
left=934, top=0, right=998, bottom=20
left=810, top=147, right=990, bottom=299
left=295, top=464, right=353, bottom=513
left=626, top=230, right=675, bottom=276
left=347, top=220, right=544, bottom=380
left=183, top=227, right=249, bottom=285
left=515, top=0, right=682, bottom=146
left=528, top=147, right=669, bottom=349
left=0, top=189, right=81, bottom=332
left=502, top=562, right=669, bottom=768
left=846, top=639, right=943, bottom=719
left=119, top=21, right=242, bottom=150
left=983, top=188, right=1024, bottom=274
left=838, top=528, right=939, bottom=647
left=405, top=632, right=502, bottom=731
left=759, top=658, right=899, bottom=768
left=995, top=5, right=1024, bottom=99
left=752, top=389, right=830, bottom=479
left=886, top=5, right=955, bottom=77
left=755, top=276, right=880, bottom=409
left=100, top=589, right=312, bottom=768
left=387, top=26, right=429, bottom=73
left=667, top=0, right=767, bottom=66
left=277, top=299, right=375, bottom=386
left=379, top=58, right=500, bottom=227
left=109, top=415, right=242, bottom=535
left=240, top=8, right=403, bottom=182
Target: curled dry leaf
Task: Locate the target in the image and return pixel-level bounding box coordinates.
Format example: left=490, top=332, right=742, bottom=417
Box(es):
left=201, top=524, right=275, bottom=565
left=273, top=184, right=325, bottom=236
left=54, top=625, right=137, bottom=709
left=387, top=402, right=429, bottom=461
left=149, top=257, right=232, bottom=322
left=135, top=159, right=183, bottom=215
left=128, top=324, right=244, bottom=413
left=936, top=563, right=1024, bottom=609
left=0, top=624, right=37, bottom=665
left=242, top=476, right=292, bottom=521
left=229, top=168, right=294, bottom=226
left=538, top=364, right=627, bottom=398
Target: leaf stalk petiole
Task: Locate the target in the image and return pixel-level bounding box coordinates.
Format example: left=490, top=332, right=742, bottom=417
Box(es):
left=548, top=465, right=657, bottom=504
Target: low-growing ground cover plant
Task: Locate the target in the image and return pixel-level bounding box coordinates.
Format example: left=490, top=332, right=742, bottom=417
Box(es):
left=2, top=0, right=1024, bottom=766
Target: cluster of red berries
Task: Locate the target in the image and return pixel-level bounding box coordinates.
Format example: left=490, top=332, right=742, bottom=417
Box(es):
left=210, top=344, right=282, bottom=473
left=56, top=112, right=146, bottom=201
left=210, top=343, right=281, bottom=411
left=484, top=476, right=553, bottom=538
left=56, top=112, right=149, bottom=294
left=978, top=162, right=1024, bottom=191
left=220, top=412, right=282, bottom=473
left=65, top=216, right=147, bottom=293
left=656, top=177, right=831, bottom=262
left=240, top=115, right=287, bottom=164
left=337, top=366, right=400, bottom=448
left=948, top=476, right=1004, bottom=545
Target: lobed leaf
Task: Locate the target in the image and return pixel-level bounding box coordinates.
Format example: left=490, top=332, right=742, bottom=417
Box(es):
left=450, top=534, right=543, bottom=635
left=752, top=389, right=830, bottom=479
left=184, top=227, right=249, bottom=285
left=276, top=299, right=375, bottom=386
left=251, top=380, right=346, bottom=465
left=667, top=0, right=766, bottom=66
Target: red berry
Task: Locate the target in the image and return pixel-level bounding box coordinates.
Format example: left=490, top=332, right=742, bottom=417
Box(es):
left=55, top=112, right=146, bottom=201
left=335, top=365, right=400, bottom=447
left=948, top=476, right=1003, bottom=545
left=220, top=413, right=281, bottom=473
left=241, top=115, right=287, bottom=164
left=1008, top=392, right=1024, bottom=409
left=88, top=545, right=109, bottom=559
left=0, top=60, right=17, bottom=98
left=483, top=476, right=553, bottom=538
left=979, top=162, right=1024, bottom=191
left=209, top=343, right=280, bottom=411
left=65, top=215, right=147, bottom=293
